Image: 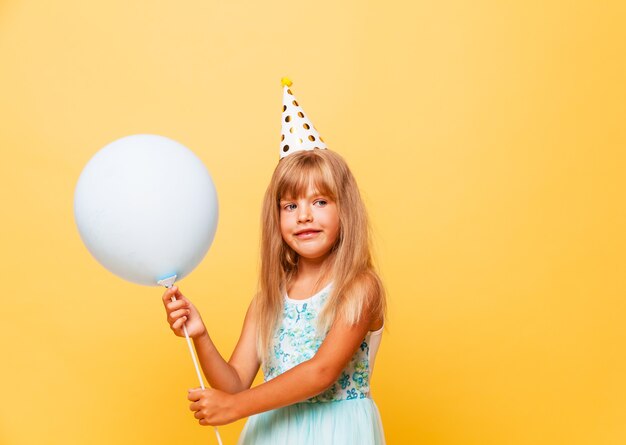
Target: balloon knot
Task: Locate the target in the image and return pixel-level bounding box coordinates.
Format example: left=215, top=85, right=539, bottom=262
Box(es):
left=157, top=275, right=178, bottom=288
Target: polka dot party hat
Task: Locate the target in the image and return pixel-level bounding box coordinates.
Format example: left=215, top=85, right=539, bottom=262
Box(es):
left=280, top=77, right=327, bottom=159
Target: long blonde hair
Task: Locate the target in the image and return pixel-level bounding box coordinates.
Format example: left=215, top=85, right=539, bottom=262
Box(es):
left=254, top=150, right=386, bottom=360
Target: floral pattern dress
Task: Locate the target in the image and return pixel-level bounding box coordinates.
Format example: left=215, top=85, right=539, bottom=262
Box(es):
left=238, top=283, right=385, bottom=445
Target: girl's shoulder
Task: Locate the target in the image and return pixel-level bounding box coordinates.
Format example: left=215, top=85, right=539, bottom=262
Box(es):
left=352, top=269, right=385, bottom=304
left=336, top=269, right=386, bottom=330
left=358, top=271, right=385, bottom=331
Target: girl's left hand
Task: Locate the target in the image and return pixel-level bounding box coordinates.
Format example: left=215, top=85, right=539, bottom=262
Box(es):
left=188, top=388, right=239, bottom=426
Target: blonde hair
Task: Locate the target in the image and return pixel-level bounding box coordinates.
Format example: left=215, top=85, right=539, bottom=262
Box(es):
left=253, top=150, right=386, bottom=360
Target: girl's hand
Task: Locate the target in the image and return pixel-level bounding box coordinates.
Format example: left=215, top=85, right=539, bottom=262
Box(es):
left=161, top=286, right=207, bottom=339
left=188, top=388, right=240, bottom=426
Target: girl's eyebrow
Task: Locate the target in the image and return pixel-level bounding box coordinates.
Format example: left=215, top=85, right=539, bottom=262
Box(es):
left=280, top=192, right=328, bottom=203
left=309, top=193, right=331, bottom=200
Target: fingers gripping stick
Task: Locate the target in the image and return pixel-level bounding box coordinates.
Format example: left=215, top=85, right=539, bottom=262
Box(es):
left=158, top=275, right=224, bottom=445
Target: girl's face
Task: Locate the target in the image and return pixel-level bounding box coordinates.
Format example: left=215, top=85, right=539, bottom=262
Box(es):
left=279, top=185, right=340, bottom=263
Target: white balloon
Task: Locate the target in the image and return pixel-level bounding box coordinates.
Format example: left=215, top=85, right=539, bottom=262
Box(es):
left=74, top=134, right=218, bottom=286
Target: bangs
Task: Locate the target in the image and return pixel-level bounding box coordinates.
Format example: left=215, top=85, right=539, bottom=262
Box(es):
left=277, top=155, right=337, bottom=202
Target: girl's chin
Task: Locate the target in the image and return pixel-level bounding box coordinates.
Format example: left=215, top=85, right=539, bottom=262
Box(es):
left=293, top=249, right=332, bottom=261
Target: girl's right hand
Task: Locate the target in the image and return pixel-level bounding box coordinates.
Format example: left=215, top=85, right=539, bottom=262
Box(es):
left=162, top=286, right=207, bottom=339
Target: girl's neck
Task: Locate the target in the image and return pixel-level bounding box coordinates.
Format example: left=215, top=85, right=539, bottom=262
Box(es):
left=288, top=255, right=333, bottom=299
left=298, top=256, right=326, bottom=278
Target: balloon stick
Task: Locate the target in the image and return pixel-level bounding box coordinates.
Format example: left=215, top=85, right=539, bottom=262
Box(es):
left=158, top=275, right=224, bottom=445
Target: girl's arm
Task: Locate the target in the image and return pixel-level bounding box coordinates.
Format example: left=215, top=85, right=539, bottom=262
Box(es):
left=187, top=303, right=375, bottom=425
left=162, top=286, right=260, bottom=394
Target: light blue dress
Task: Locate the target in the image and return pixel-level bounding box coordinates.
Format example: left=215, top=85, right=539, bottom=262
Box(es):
left=238, top=283, right=385, bottom=444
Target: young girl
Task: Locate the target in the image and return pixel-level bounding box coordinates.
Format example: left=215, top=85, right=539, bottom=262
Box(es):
left=162, top=121, right=386, bottom=444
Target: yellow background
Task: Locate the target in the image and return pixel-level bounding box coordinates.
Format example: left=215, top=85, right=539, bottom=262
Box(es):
left=1, top=1, right=625, bottom=444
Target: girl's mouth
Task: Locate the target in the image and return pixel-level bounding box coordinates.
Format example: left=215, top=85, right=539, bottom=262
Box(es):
left=295, top=230, right=320, bottom=238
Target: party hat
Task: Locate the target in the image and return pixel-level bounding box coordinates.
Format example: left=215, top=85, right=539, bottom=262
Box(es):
left=279, top=77, right=327, bottom=159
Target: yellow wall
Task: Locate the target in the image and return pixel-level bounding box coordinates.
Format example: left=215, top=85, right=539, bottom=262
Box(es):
left=1, top=1, right=625, bottom=444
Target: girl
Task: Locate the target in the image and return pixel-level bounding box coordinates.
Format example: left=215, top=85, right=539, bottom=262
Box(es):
left=162, top=149, right=386, bottom=444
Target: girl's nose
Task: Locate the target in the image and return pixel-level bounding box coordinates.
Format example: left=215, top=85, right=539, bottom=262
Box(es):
left=297, top=205, right=313, bottom=223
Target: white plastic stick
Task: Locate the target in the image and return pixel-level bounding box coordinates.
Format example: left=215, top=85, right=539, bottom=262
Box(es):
left=160, top=276, right=223, bottom=445
left=173, top=300, right=207, bottom=391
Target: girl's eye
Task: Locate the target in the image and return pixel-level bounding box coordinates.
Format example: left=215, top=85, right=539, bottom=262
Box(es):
left=284, top=203, right=297, bottom=211
left=315, top=200, right=328, bottom=207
